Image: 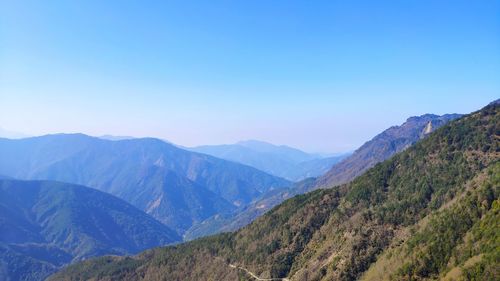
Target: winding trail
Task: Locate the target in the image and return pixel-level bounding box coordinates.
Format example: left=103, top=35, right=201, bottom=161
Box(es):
left=229, top=264, right=290, bottom=281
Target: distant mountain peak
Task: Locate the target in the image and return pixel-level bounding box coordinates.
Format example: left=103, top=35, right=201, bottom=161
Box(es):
left=236, top=139, right=271, bottom=145
left=99, top=135, right=136, bottom=141
left=190, top=139, right=344, bottom=181
left=236, top=139, right=285, bottom=150
left=236, top=139, right=297, bottom=149
left=405, top=113, right=461, bottom=123
left=406, top=113, right=439, bottom=122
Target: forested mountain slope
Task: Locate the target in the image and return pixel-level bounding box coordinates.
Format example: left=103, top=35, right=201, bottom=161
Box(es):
left=50, top=102, right=499, bottom=281
left=0, top=180, right=179, bottom=281
left=315, top=113, right=461, bottom=189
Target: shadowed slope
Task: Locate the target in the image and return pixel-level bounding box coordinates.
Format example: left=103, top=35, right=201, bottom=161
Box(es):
left=0, top=180, right=179, bottom=281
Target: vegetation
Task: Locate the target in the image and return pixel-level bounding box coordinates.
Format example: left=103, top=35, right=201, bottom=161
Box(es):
left=0, top=180, right=179, bottom=281
left=394, top=164, right=499, bottom=280
left=315, top=113, right=461, bottom=188
left=50, top=102, right=499, bottom=281
left=189, top=113, right=461, bottom=241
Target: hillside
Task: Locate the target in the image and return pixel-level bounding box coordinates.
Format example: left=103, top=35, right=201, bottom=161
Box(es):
left=190, top=140, right=348, bottom=181
left=315, top=113, right=461, bottom=189
left=184, top=113, right=460, bottom=239
left=49, top=103, right=499, bottom=281
left=0, top=180, right=179, bottom=281
left=184, top=178, right=316, bottom=240
left=0, top=136, right=290, bottom=235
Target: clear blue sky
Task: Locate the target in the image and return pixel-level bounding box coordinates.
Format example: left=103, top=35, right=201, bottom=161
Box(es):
left=1, top=0, right=498, bottom=152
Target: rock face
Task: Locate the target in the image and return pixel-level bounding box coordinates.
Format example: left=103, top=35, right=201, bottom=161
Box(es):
left=0, top=135, right=290, bottom=235
left=314, top=113, right=462, bottom=189
left=0, top=179, right=180, bottom=281
left=423, top=121, right=433, bottom=135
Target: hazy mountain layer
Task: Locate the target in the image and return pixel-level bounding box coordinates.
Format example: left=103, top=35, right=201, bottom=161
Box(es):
left=190, top=140, right=349, bottom=181
left=0, top=135, right=290, bottom=235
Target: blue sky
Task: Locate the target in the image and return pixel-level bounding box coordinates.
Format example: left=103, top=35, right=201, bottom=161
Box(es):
left=1, top=0, right=498, bottom=152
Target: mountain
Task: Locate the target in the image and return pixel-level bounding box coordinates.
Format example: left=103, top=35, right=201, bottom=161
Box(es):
left=183, top=113, right=461, bottom=239
left=50, top=102, right=499, bottom=281
left=190, top=140, right=349, bottom=181
left=294, top=155, right=349, bottom=179
left=98, top=135, right=136, bottom=141
left=0, top=135, right=290, bottom=235
left=183, top=178, right=316, bottom=240
left=314, top=113, right=462, bottom=189
left=0, top=179, right=179, bottom=281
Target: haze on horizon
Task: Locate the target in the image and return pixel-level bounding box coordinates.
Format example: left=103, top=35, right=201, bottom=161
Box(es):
left=1, top=1, right=498, bottom=153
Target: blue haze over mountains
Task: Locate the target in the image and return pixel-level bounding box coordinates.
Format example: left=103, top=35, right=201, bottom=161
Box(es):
left=0, top=134, right=290, bottom=236
left=189, top=140, right=350, bottom=181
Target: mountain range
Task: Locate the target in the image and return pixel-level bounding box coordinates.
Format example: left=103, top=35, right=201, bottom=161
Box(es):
left=0, top=135, right=290, bottom=235
left=0, top=180, right=179, bottom=281
left=0, top=108, right=483, bottom=281
left=315, top=113, right=462, bottom=189
left=190, top=140, right=349, bottom=181
left=183, top=113, right=462, bottom=239
left=50, top=99, right=499, bottom=281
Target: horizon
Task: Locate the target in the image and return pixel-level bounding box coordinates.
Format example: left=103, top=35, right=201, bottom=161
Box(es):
left=0, top=128, right=349, bottom=154
left=0, top=103, right=492, bottom=154
left=1, top=1, right=499, bottom=152
left=0, top=104, right=481, bottom=155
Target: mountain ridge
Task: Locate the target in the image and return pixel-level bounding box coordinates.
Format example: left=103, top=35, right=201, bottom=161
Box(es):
left=190, top=140, right=349, bottom=181
left=0, top=134, right=290, bottom=235
left=314, top=113, right=462, bottom=189
left=0, top=179, right=180, bottom=281
left=182, top=113, right=462, bottom=239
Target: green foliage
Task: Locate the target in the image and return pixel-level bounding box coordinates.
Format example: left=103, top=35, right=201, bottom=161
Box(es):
left=347, top=108, right=498, bottom=227
left=394, top=163, right=499, bottom=280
